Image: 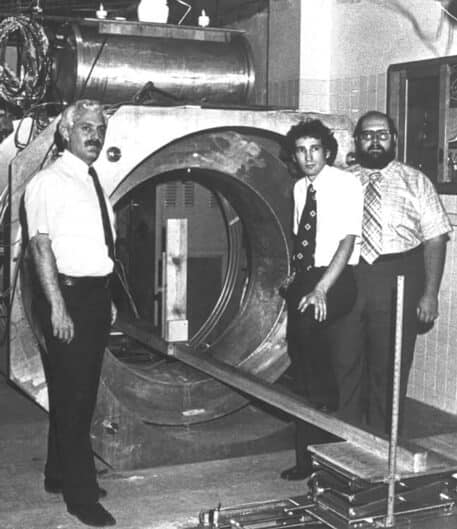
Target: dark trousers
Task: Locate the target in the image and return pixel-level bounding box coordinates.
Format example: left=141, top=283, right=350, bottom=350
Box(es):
left=328, top=248, right=424, bottom=434
left=286, top=266, right=357, bottom=468
left=37, top=278, right=111, bottom=505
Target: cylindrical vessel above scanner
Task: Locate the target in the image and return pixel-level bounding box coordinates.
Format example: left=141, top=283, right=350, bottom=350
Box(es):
left=51, top=22, right=255, bottom=105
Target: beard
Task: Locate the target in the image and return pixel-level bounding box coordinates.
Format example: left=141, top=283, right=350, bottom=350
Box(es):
left=357, top=144, right=395, bottom=169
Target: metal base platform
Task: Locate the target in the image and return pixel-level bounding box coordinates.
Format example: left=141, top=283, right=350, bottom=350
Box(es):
left=192, top=455, right=457, bottom=529
left=307, top=464, right=457, bottom=528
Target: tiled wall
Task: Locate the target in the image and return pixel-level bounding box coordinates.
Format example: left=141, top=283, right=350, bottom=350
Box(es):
left=408, top=196, right=457, bottom=413
left=298, top=79, right=329, bottom=114
left=329, top=74, right=387, bottom=123
left=267, top=73, right=388, bottom=117
left=269, top=79, right=299, bottom=109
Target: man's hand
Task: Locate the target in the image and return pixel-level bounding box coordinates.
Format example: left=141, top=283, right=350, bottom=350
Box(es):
left=298, top=288, right=327, bottom=322
left=28, top=234, right=75, bottom=343
left=295, top=235, right=355, bottom=323
left=278, top=272, right=295, bottom=298
left=51, top=300, right=74, bottom=343
left=110, top=302, right=118, bottom=325
left=417, top=294, right=439, bottom=324
left=419, top=234, right=447, bottom=325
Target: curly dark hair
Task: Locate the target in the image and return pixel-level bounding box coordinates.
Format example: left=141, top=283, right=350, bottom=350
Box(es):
left=283, top=119, right=338, bottom=166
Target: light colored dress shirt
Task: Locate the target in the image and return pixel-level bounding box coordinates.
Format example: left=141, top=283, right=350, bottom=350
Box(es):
left=293, top=164, right=363, bottom=267
left=349, top=160, right=452, bottom=254
left=25, top=150, right=115, bottom=277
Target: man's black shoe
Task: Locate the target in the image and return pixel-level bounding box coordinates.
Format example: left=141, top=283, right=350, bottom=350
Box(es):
left=44, top=478, right=63, bottom=494
left=280, top=465, right=313, bottom=481
left=45, top=478, right=107, bottom=498
left=67, top=502, right=116, bottom=527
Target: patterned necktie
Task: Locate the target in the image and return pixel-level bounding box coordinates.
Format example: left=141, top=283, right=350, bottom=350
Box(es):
left=361, top=171, right=382, bottom=264
left=293, top=183, right=317, bottom=272
left=89, top=166, right=115, bottom=261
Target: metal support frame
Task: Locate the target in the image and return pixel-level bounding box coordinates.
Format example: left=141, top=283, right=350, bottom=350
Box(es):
left=186, top=274, right=457, bottom=528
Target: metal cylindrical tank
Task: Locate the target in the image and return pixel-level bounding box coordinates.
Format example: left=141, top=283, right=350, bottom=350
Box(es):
left=8, top=106, right=355, bottom=468
left=104, top=129, right=292, bottom=425
left=51, top=22, right=255, bottom=105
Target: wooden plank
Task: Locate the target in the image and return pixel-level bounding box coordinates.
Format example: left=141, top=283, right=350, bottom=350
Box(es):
left=164, top=219, right=188, bottom=342
left=97, top=19, right=242, bottom=42
left=414, top=432, right=457, bottom=461
left=310, top=441, right=457, bottom=483
left=438, top=63, right=450, bottom=183
left=115, top=316, right=428, bottom=473
left=170, top=346, right=427, bottom=473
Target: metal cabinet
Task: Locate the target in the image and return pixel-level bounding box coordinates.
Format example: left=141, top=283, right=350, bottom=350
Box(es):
left=388, top=55, right=457, bottom=193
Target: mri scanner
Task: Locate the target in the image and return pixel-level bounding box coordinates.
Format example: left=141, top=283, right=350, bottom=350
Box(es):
left=5, top=16, right=457, bottom=529
left=6, top=17, right=354, bottom=469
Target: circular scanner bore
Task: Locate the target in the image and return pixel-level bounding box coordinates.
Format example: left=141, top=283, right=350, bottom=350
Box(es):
left=102, top=130, right=293, bottom=425
left=20, top=129, right=293, bottom=426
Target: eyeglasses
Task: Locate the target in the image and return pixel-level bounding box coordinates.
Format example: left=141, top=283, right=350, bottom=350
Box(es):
left=359, top=130, right=391, bottom=142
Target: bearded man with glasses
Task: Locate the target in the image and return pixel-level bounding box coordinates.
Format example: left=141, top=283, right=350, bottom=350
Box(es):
left=329, top=110, right=452, bottom=436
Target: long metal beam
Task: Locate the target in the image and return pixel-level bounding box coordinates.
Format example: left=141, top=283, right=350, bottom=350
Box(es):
left=115, top=316, right=428, bottom=473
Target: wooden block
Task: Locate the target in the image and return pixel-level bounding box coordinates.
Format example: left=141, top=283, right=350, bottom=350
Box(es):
left=166, top=319, right=189, bottom=342
left=310, top=440, right=457, bottom=482
left=164, top=219, right=188, bottom=342
left=413, top=433, right=457, bottom=462
left=97, top=20, right=242, bottom=42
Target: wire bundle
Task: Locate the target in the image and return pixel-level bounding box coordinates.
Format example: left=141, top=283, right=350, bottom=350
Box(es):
left=0, top=16, right=51, bottom=110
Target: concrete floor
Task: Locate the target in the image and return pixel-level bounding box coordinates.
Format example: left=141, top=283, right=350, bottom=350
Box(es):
left=0, top=375, right=305, bottom=529
left=3, top=373, right=457, bottom=529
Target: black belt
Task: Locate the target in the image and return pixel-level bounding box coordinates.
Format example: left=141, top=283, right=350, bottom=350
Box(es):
left=371, top=245, right=423, bottom=264
left=58, top=274, right=112, bottom=288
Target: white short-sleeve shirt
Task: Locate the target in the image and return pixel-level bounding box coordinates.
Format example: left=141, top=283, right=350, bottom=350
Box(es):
left=293, top=165, right=363, bottom=267
left=25, top=150, right=115, bottom=277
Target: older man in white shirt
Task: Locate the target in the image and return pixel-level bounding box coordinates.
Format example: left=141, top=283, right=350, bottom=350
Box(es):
left=25, top=99, right=116, bottom=527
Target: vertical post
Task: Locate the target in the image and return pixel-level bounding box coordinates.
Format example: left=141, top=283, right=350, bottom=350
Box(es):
left=438, top=63, right=450, bottom=183
left=163, top=218, right=189, bottom=344
left=385, top=275, right=404, bottom=528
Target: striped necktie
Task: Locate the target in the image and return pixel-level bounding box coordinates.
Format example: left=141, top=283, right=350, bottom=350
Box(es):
left=361, top=171, right=382, bottom=264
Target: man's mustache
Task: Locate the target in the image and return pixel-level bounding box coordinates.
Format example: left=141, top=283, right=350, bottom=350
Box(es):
left=85, top=139, right=102, bottom=148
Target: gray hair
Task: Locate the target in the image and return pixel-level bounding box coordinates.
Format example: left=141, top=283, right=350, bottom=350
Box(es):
left=58, top=99, right=106, bottom=139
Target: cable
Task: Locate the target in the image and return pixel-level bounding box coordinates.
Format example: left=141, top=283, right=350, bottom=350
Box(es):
left=440, top=2, right=457, bottom=24
left=0, top=16, right=51, bottom=110
left=11, top=101, right=64, bottom=152
left=174, top=0, right=192, bottom=25
left=78, top=36, right=108, bottom=99
left=0, top=1, right=130, bottom=11
left=114, top=258, right=140, bottom=319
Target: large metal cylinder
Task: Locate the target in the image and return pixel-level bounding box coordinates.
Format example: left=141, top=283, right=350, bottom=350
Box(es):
left=8, top=106, right=354, bottom=467
left=51, top=22, right=255, bottom=105
left=104, top=129, right=291, bottom=425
